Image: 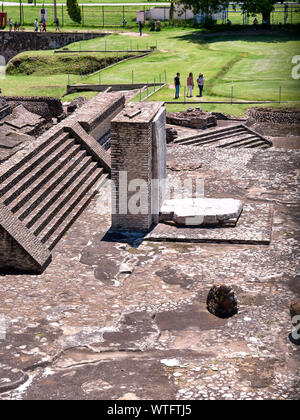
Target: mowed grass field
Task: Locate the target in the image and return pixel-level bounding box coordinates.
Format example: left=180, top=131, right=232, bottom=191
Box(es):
left=1, top=28, right=300, bottom=115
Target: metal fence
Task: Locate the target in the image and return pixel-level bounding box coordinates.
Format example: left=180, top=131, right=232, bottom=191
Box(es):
left=1, top=3, right=300, bottom=28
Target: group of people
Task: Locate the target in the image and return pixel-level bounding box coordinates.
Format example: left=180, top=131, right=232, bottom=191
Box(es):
left=8, top=19, right=20, bottom=32
left=34, top=17, right=60, bottom=32
left=7, top=17, right=61, bottom=32
left=174, top=72, right=205, bottom=99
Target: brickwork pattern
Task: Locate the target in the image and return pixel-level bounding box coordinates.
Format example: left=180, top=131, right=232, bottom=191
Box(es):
left=0, top=92, right=122, bottom=271
left=111, top=102, right=164, bottom=232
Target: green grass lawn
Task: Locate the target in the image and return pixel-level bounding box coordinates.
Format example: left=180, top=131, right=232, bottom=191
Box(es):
left=1, top=27, right=299, bottom=116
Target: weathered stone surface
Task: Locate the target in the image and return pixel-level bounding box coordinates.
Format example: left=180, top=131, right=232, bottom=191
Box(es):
left=247, top=108, right=300, bottom=125
left=207, top=285, right=238, bottom=318
left=4, top=96, right=64, bottom=121
left=0, top=128, right=299, bottom=400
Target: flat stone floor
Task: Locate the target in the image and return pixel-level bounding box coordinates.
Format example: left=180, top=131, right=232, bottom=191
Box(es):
left=0, top=145, right=299, bottom=400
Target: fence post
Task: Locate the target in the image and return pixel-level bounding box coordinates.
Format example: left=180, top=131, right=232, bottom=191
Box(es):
left=279, top=86, right=282, bottom=103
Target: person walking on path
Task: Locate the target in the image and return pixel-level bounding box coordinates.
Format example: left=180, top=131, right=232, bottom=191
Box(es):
left=197, top=73, right=205, bottom=97
left=174, top=72, right=181, bottom=99
left=139, top=21, right=143, bottom=36
left=187, top=72, right=194, bottom=97
left=42, top=19, right=47, bottom=32
left=34, top=18, right=38, bottom=32
left=8, top=18, right=13, bottom=32
left=55, top=17, right=61, bottom=32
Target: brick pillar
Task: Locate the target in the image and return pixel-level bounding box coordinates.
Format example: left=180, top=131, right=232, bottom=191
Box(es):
left=110, top=102, right=165, bottom=232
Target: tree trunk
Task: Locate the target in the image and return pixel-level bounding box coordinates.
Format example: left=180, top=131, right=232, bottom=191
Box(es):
left=262, top=10, right=271, bottom=25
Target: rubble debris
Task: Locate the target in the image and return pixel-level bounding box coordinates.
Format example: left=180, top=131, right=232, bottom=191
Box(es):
left=66, top=96, right=87, bottom=114
left=166, top=126, right=178, bottom=143
left=206, top=284, right=238, bottom=318
left=166, top=108, right=217, bottom=129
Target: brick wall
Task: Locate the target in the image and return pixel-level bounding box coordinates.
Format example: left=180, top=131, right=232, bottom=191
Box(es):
left=110, top=102, right=165, bottom=232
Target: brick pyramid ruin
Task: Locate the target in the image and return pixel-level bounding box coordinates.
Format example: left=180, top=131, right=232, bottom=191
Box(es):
left=0, top=92, right=125, bottom=272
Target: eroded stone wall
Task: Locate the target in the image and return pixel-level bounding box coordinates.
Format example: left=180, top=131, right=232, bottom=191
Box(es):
left=0, top=31, right=106, bottom=62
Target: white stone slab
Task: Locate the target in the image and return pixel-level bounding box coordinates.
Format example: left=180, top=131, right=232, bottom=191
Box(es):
left=160, top=198, right=243, bottom=226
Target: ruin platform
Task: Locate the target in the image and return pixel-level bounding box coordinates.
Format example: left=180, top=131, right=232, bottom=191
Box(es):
left=145, top=203, right=273, bottom=245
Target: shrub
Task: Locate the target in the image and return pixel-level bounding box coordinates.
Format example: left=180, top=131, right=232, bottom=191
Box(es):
left=67, top=0, right=81, bottom=24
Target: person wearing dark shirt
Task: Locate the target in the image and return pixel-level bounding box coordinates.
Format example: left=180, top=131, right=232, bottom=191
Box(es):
left=174, top=73, right=181, bottom=99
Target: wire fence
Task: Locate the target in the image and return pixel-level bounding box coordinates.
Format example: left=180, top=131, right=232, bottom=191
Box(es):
left=1, top=3, right=300, bottom=28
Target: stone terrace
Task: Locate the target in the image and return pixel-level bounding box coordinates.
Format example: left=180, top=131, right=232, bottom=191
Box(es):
left=0, top=144, right=299, bottom=400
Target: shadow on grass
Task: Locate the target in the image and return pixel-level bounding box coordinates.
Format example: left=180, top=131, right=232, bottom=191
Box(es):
left=171, top=25, right=300, bottom=46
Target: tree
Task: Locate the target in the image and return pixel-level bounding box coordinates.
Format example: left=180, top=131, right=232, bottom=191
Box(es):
left=67, top=0, right=81, bottom=24
left=177, top=0, right=230, bottom=15
left=237, top=1, right=281, bottom=25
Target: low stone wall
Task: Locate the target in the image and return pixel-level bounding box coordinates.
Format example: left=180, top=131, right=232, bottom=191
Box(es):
left=0, top=31, right=106, bottom=62
left=3, top=96, right=64, bottom=121
left=66, top=83, right=164, bottom=95
left=247, top=108, right=300, bottom=124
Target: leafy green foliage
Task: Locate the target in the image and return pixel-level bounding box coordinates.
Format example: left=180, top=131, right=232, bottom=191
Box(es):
left=66, top=0, right=81, bottom=24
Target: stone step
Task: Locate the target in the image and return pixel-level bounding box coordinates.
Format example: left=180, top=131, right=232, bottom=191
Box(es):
left=12, top=147, right=87, bottom=220
left=0, top=132, right=70, bottom=198
left=174, top=125, right=245, bottom=145
left=177, top=127, right=246, bottom=146
left=6, top=142, right=82, bottom=211
left=183, top=129, right=250, bottom=147
left=244, top=141, right=270, bottom=149
left=39, top=168, right=104, bottom=250
left=228, top=137, right=263, bottom=148
left=217, top=134, right=260, bottom=148
left=24, top=155, right=94, bottom=230
left=31, top=161, right=100, bottom=238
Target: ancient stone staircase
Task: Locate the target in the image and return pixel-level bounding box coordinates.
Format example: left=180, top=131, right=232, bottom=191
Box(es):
left=0, top=92, right=126, bottom=272
left=0, top=128, right=109, bottom=273
left=174, top=124, right=272, bottom=149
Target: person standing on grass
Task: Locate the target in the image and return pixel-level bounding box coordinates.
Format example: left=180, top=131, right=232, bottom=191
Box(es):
left=34, top=18, right=38, bottom=32
left=187, top=72, right=194, bottom=97
left=42, top=19, right=47, bottom=32
left=8, top=18, right=13, bottom=32
left=139, top=21, right=143, bottom=36
left=174, top=72, right=181, bottom=99
left=55, top=17, right=61, bottom=32
left=197, top=73, right=205, bottom=97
